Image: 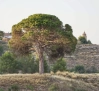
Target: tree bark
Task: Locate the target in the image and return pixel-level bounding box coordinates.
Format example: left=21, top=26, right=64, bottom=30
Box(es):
left=38, top=45, right=44, bottom=74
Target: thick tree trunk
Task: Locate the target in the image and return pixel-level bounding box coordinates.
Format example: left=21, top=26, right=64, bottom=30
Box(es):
left=38, top=45, right=44, bottom=74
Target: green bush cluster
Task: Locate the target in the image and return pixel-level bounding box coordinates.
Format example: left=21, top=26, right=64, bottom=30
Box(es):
left=0, top=51, right=98, bottom=74
left=17, top=56, right=39, bottom=73
left=74, top=65, right=85, bottom=73
left=0, top=52, right=67, bottom=74
left=18, top=57, right=49, bottom=73
left=0, top=52, right=49, bottom=74
left=0, top=52, right=20, bottom=73
left=52, top=58, right=66, bottom=73
left=68, top=65, right=85, bottom=73
left=78, top=36, right=92, bottom=44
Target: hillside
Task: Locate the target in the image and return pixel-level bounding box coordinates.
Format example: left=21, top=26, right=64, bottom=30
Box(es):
left=65, top=44, right=99, bottom=72
left=0, top=72, right=99, bottom=91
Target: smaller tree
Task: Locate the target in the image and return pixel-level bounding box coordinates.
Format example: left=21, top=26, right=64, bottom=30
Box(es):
left=78, top=36, right=92, bottom=44
left=0, top=52, right=20, bottom=73
left=78, top=36, right=87, bottom=44
left=87, top=40, right=92, bottom=44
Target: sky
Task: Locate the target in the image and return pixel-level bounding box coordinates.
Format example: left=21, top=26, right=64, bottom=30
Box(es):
left=0, top=0, right=99, bottom=44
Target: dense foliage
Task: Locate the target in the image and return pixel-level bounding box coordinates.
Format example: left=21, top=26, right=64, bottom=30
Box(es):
left=74, top=65, right=85, bottom=73
left=0, top=52, right=49, bottom=74
left=0, top=52, right=19, bottom=73
left=17, top=56, right=49, bottom=73
left=12, top=14, right=62, bottom=31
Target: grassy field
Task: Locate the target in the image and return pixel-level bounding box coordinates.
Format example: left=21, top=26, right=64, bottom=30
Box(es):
left=0, top=72, right=99, bottom=91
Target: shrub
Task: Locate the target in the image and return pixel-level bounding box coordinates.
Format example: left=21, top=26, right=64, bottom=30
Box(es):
left=0, top=52, right=20, bottom=73
left=17, top=56, right=39, bottom=73
left=0, top=52, right=49, bottom=74
left=52, top=58, right=66, bottom=73
left=74, top=65, right=85, bottom=73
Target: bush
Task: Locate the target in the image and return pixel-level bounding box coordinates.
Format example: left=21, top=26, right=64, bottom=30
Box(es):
left=74, top=65, right=85, bottom=73
left=16, top=56, right=39, bottom=73
left=0, top=52, right=20, bottom=73
left=0, top=52, right=49, bottom=74
left=52, top=58, right=66, bottom=73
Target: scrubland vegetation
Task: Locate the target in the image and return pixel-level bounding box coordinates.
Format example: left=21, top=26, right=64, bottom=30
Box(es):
left=0, top=14, right=98, bottom=91
left=0, top=44, right=99, bottom=91
left=0, top=72, right=99, bottom=91
left=0, top=49, right=99, bottom=91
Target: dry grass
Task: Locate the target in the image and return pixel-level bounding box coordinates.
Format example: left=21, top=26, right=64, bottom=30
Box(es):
left=0, top=73, right=51, bottom=91
left=0, top=72, right=99, bottom=91
left=55, top=71, right=99, bottom=90
left=55, top=71, right=99, bottom=84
